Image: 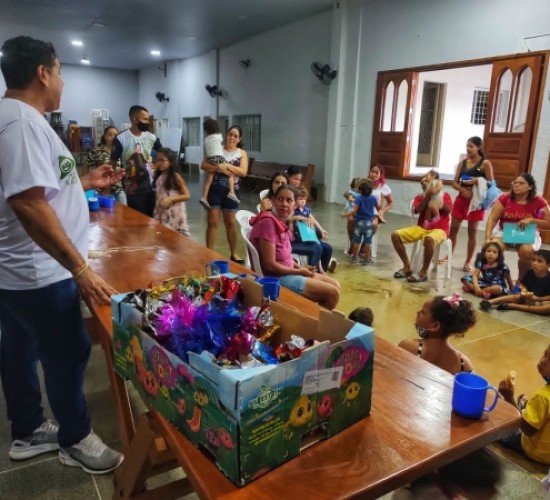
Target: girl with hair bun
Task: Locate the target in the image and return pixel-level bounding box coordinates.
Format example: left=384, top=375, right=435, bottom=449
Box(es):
left=399, top=294, right=476, bottom=374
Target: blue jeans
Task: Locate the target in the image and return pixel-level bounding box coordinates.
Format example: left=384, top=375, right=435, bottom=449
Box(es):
left=291, top=240, right=333, bottom=270
left=0, top=279, right=91, bottom=446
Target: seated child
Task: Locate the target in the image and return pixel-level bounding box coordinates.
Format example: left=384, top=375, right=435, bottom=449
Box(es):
left=290, top=187, right=334, bottom=272
left=200, top=118, right=239, bottom=209
left=462, top=242, right=513, bottom=299
left=480, top=249, right=550, bottom=314
left=348, top=307, right=374, bottom=327
left=422, top=170, right=444, bottom=229
left=340, top=178, right=380, bottom=264
left=391, top=447, right=502, bottom=499
left=498, top=343, right=550, bottom=465
left=343, top=177, right=361, bottom=254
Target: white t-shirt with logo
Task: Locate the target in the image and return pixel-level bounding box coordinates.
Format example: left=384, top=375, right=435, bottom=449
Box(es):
left=0, top=98, right=88, bottom=289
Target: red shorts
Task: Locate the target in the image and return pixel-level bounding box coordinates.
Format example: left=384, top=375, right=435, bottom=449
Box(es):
left=451, top=194, right=485, bottom=222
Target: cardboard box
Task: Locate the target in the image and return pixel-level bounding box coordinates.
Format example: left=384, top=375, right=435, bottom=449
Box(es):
left=112, top=278, right=374, bottom=485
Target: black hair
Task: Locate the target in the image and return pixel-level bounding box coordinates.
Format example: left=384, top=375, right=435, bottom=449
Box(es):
left=511, top=172, right=537, bottom=201
left=480, top=241, right=505, bottom=267
left=267, top=171, right=289, bottom=198
left=430, top=296, right=476, bottom=338
left=227, top=125, right=243, bottom=148
left=357, top=178, right=373, bottom=197
left=467, top=136, right=485, bottom=159
left=99, top=126, right=118, bottom=146
left=348, top=307, right=374, bottom=327
left=287, top=165, right=302, bottom=178
left=129, top=105, right=148, bottom=120
left=535, top=249, right=550, bottom=266
left=203, top=118, right=220, bottom=135
left=153, top=148, right=182, bottom=191
left=438, top=448, right=502, bottom=494
left=0, top=36, right=57, bottom=90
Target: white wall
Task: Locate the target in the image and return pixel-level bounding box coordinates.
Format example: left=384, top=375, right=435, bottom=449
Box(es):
left=137, top=11, right=332, bottom=179
left=328, top=0, right=550, bottom=213
left=410, top=65, right=491, bottom=177
left=1, top=66, right=137, bottom=131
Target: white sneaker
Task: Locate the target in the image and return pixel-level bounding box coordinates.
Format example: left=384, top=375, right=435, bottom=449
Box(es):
left=59, top=431, right=124, bottom=475
left=9, top=419, right=59, bottom=460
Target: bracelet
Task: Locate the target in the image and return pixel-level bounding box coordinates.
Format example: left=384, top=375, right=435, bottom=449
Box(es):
left=72, top=262, right=89, bottom=280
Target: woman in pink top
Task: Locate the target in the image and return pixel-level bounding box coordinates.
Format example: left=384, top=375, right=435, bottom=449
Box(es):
left=485, top=173, right=550, bottom=281
left=249, top=185, right=340, bottom=310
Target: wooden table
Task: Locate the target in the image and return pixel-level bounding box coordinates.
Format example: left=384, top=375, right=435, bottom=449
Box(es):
left=87, top=205, right=520, bottom=500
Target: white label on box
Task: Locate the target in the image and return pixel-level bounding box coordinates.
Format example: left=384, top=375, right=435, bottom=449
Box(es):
left=302, top=367, right=343, bottom=395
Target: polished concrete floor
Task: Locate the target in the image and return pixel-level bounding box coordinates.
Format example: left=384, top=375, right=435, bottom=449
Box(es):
left=0, top=170, right=549, bottom=499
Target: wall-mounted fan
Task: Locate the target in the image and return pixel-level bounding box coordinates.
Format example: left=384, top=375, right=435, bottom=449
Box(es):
left=155, top=91, right=169, bottom=102
left=205, top=84, right=223, bottom=98
left=311, top=62, right=338, bottom=85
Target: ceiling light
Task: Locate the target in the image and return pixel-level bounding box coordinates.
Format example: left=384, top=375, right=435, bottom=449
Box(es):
left=71, top=40, right=83, bottom=47
left=91, top=21, right=106, bottom=28
left=150, top=50, right=161, bottom=56
left=81, top=57, right=90, bottom=65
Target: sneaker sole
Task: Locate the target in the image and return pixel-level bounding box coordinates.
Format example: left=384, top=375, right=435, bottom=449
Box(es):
left=58, top=449, right=124, bottom=475
left=9, top=443, right=59, bottom=460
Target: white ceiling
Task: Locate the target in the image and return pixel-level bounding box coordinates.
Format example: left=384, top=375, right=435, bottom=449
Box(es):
left=0, top=0, right=333, bottom=70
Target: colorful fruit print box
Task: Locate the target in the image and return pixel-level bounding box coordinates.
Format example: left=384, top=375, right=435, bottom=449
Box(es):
left=112, top=278, right=374, bottom=486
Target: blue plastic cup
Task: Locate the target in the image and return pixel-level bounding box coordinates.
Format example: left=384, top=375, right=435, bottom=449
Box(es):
left=205, top=260, right=229, bottom=276
left=88, top=197, right=100, bottom=211
left=258, top=277, right=281, bottom=300
left=102, top=196, right=115, bottom=208
left=451, top=372, right=499, bottom=420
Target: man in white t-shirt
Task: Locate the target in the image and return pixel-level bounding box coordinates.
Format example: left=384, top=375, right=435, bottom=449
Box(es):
left=0, top=36, right=124, bottom=475
left=110, top=105, right=162, bottom=216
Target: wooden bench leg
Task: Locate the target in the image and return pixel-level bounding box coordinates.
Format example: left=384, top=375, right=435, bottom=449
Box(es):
left=112, top=413, right=194, bottom=500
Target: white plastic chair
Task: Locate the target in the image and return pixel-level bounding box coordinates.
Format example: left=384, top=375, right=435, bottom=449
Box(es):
left=236, top=209, right=264, bottom=276
left=257, top=189, right=270, bottom=212
left=409, top=200, right=452, bottom=279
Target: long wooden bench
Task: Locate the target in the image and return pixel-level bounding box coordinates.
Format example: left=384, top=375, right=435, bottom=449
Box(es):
left=241, top=159, right=316, bottom=199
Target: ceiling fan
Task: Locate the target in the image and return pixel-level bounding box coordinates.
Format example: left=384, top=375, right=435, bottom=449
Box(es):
left=311, top=62, right=338, bottom=85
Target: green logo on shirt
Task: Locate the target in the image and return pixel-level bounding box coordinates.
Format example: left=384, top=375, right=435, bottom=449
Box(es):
left=58, top=155, right=75, bottom=179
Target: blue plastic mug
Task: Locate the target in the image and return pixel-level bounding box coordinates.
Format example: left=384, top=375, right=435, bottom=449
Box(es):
left=102, top=196, right=115, bottom=208
left=258, top=277, right=280, bottom=300
left=451, top=372, right=499, bottom=420
left=206, top=260, right=229, bottom=276
left=88, top=197, right=100, bottom=211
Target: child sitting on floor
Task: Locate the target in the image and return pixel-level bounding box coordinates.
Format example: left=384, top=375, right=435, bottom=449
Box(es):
left=348, top=307, right=374, bottom=327
left=480, top=249, right=550, bottom=314
left=462, top=241, right=513, bottom=300
left=498, top=343, right=550, bottom=465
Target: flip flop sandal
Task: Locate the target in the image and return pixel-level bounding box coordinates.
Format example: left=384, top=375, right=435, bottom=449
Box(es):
left=393, top=269, right=412, bottom=279
left=462, top=264, right=473, bottom=272
left=407, top=273, right=428, bottom=283
left=438, top=256, right=448, bottom=265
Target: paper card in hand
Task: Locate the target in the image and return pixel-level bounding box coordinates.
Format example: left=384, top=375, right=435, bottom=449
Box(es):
left=297, top=220, right=320, bottom=242
left=502, top=222, right=536, bottom=245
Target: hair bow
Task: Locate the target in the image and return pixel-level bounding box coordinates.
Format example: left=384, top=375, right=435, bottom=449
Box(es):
left=443, top=292, right=462, bottom=309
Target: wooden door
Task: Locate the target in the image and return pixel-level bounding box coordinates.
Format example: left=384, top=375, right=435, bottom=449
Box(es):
left=483, top=54, right=548, bottom=188
left=370, top=71, right=418, bottom=178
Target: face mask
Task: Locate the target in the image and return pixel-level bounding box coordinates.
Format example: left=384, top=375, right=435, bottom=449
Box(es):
left=137, top=121, right=149, bottom=132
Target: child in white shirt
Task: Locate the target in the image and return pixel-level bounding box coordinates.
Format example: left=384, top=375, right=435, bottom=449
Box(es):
left=200, top=118, right=239, bottom=209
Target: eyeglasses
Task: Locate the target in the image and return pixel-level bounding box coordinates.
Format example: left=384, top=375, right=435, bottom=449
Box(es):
left=511, top=180, right=528, bottom=185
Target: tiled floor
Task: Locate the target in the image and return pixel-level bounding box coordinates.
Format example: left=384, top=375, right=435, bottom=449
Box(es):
left=0, top=170, right=549, bottom=499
